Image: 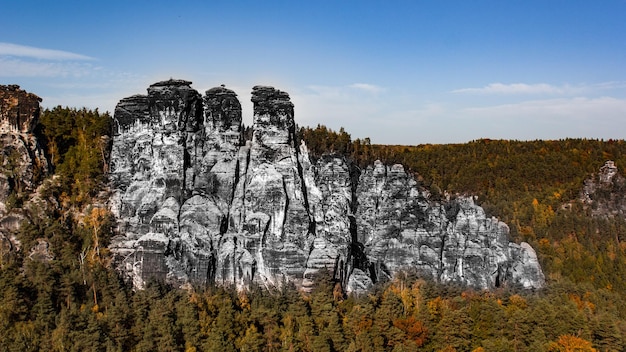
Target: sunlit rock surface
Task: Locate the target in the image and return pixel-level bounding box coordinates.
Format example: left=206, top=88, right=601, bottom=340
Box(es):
left=354, top=162, right=545, bottom=290
left=0, top=85, right=50, bottom=261
left=0, top=85, right=48, bottom=208
left=109, top=79, right=545, bottom=291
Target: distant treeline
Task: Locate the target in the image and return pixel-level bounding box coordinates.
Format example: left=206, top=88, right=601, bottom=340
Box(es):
left=298, top=124, right=626, bottom=302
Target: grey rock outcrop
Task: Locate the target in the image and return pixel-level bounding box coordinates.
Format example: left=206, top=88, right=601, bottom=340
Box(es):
left=580, top=160, right=626, bottom=217
left=0, top=85, right=50, bottom=260
left=0, top=85, right=48, bottom=211
left=0, top=85, right=42, bottom=133
left=109, top=79, right=545, bottom=292
left=354, top=161, right=544, bottom=290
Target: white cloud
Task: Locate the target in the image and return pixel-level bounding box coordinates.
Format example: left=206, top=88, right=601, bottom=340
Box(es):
left=38, top=77, right=149, bottom=113
left=304, top=83, right=384, bottom=97
left=0, top=58, right=95, bottom=77
left=452, top=82, right=626, bottom=95
left=288, top=83, right=390, bottom=136
left=301, top=85, right=346, bottom=100
left=0, top=43, right=99, bottom=78
left=40, top=92, right=120, bottom=113
left=0, top=58, right=60, bottom=77
left=0, top=42, right=94, bottom=60
left=591, top=81, right=626, bottom=90
left=452, top=82, right=574, bottom=95
left=349, top=83, right=385, bottom=93
left=456, top=96, right=626, bottom=141
left=463, top=96, right=626, bottom=119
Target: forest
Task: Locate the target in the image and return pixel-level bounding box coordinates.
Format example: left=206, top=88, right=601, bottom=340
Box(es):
left=1, top=109, right=625, bottom=351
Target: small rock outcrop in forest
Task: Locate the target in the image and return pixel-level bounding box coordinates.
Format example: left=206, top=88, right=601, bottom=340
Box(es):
left=580, top=160, right=626, bottom=217
left=108, top=79, right=545, bottom=292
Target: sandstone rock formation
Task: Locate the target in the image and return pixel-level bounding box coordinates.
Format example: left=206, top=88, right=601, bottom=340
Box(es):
left=0, top=85, right=50, bottom=260
left=109, top=79, right=545, bottom=292
left=354, top=161, right=544, bottom=290
left=0, top=85, right=48, bottom=210
left=580, top=160, right=626, bottom=217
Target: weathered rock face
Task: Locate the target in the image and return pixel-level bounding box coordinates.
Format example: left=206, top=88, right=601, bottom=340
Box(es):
left=0, top=85, right=50, bottom=261
left=0, top=85, right=42, bottom=133
left=110, top=79, right=222, bottom=288
left=0, top=85, right=48, bottom=204
left=354, top=161, right=544, bottom=290
left=234, top=86, right=313, bottom=285
left=109, top=80, right=545, bottom=291
left=0, top=85, right=48, bottom=208
left=580, top=160, right=626, bottom=217
left=304, top=154, right=354, bottom=290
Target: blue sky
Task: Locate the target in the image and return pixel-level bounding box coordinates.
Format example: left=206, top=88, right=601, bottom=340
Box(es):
left=2, top=0, right=625, bottom=144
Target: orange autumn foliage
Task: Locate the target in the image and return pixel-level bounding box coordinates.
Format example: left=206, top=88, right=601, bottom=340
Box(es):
left=392, top=316, right=428, bottom=347
left=548, top=334, right=597, bottom=352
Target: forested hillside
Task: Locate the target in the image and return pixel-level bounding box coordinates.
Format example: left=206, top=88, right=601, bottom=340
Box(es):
left=1, top=113, right=626, bottom=351
left=300, top=125, right=626, bottom=296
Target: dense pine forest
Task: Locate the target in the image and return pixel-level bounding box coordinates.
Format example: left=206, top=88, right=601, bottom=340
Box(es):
left=1, top=109, right=626, bottom=351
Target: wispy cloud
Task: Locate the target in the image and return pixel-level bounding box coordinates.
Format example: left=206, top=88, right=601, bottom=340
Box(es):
left=302, top=83, right=385, bottom=101
left=290, top=83, right=389, bottom=133
left=452, top=82, right=626, bottom=95
left=0, top=58, right=95, bottom=77
left=453, top=83, right=564, bottom=94
left=452, top=96, right=626, bottom=141
left=463, top=96, right=626, bottom=117
left=0, top=42, right=94, bottom=60
left=349, top=83, right=385, bottom=93
left=0, top=43, right=99, bottom=78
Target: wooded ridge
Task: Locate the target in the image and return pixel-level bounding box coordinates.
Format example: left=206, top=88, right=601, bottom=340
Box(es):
left=0, top=84, right=624, bottom=351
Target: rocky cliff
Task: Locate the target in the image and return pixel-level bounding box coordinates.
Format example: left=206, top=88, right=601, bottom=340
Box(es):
left=109, top=79, right=545, bottom=292
left=0, top=85, right=49, bottom=260
left=0, top=85, right=48, bottom=207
